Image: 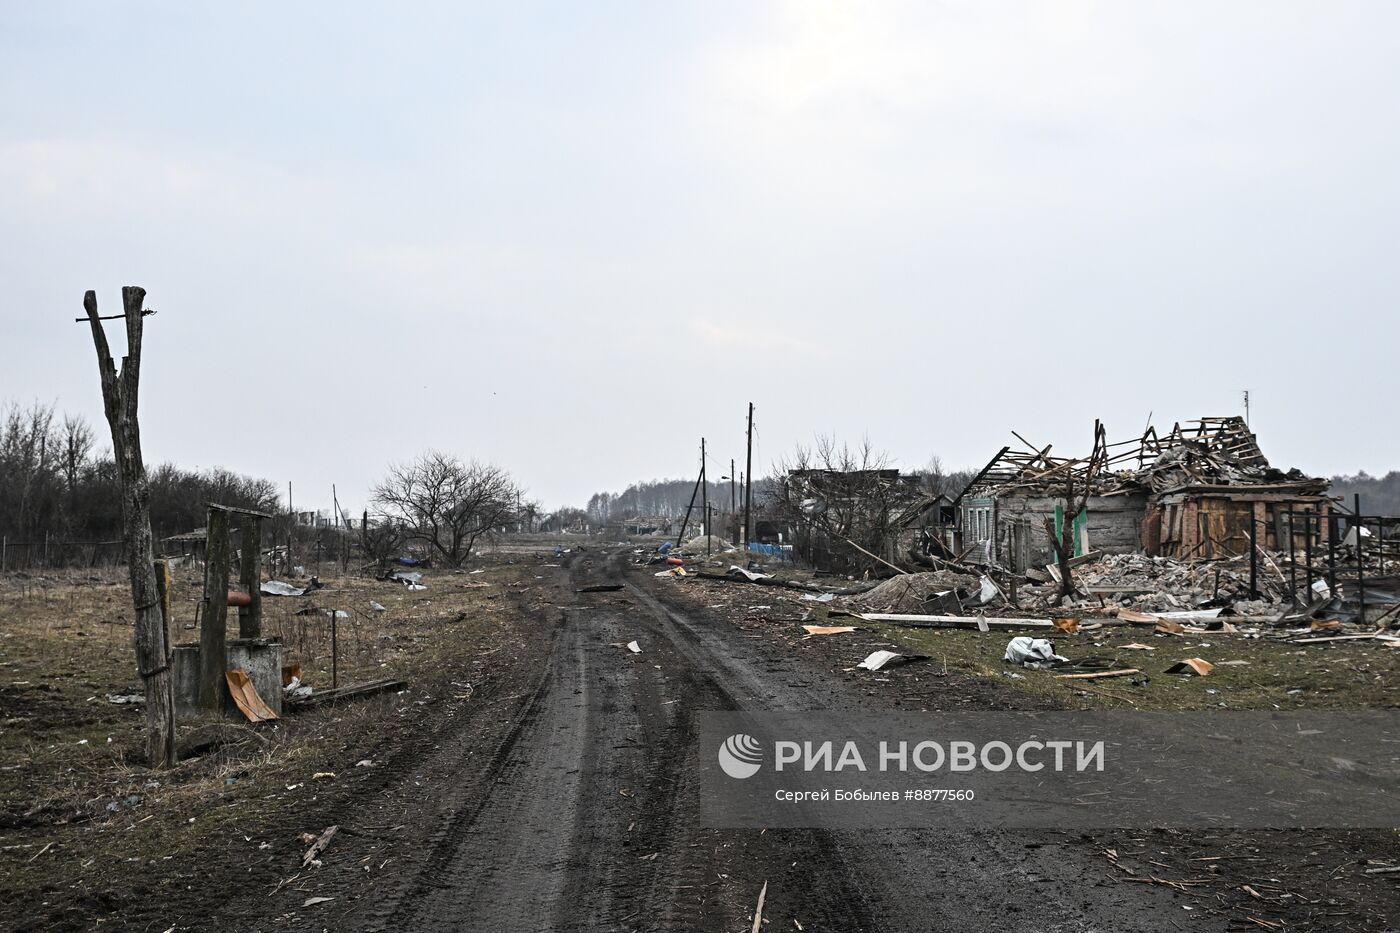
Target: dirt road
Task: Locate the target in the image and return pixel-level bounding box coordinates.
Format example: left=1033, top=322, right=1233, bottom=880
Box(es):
left=366, top=549, right=1215, bottom=933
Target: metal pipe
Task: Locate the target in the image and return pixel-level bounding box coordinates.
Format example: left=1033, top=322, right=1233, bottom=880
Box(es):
left=331, top=610, right=339, bottom=689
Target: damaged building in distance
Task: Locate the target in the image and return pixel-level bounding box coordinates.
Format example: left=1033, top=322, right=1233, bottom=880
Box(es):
left=943, top=417, right=1331, bottom=573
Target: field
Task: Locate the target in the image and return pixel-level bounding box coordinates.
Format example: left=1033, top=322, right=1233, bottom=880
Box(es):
left=0, top=548, right=562, bottom=931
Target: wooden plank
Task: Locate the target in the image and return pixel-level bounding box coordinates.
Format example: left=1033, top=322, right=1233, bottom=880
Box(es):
left=1289, top=634, right=1399, bottom=645
left=858, top=613, right=1053, bottom=629
left=1054, top=668, right=1141, bottom=680
left=297, top=678, right=408, bottom=706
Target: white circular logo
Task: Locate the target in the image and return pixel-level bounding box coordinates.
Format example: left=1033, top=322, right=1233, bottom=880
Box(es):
left=718, top=733, right=763, bottom=779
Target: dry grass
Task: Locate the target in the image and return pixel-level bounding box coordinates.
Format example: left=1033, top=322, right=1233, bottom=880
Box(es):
left=0, top=552, right=556, bottom=926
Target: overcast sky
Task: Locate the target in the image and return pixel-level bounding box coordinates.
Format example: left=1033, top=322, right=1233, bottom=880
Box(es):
left=3, top=2, right=1397, bottom=513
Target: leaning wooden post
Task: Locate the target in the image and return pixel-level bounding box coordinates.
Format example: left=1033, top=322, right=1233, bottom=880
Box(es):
left=154, top=559, right=173, bottom=642
left=200, top=507, right=231, bottom=710
left=239, top=515, right=262, bottom=637
left=82, top=287, right=177, bottom=768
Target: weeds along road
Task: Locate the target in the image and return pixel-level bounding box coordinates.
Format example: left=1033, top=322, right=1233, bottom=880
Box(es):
left=373, top=548, right=1215, bottom=933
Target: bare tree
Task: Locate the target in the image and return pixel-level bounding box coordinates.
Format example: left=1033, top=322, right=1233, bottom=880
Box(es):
left=359, top=509, right=408, bottom=574
left=773, top=436, right=914, bottom=574
left=82, top=287, right=176, bottom=769
left=915, top=455, right=977, bottom=500
left=60, top=413, right=94, bottom=500
left=1, top=400, right=57, bottom=537
left=372, top=452, right=519, bottom=566
left=1042, top=421, right=1108, bottom=604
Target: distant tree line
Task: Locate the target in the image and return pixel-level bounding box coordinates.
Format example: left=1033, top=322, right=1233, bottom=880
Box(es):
left=0, top=399, right=279, bottom=546
left=1330, top=471, right=1400, bottom=517
left=585, top=478, right=739, bottom=525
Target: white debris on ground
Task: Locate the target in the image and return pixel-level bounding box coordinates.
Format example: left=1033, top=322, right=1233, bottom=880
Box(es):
left=681, top=534, right=735, bottom=553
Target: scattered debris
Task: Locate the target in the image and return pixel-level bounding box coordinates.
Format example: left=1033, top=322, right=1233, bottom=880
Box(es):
left=301, top=825, right=338, bottom=868
left=1165, top=658, right=1215, bottom=676
left=105, top=693, right=143, bottom=705
left=626, top=640, right=641, bottom=654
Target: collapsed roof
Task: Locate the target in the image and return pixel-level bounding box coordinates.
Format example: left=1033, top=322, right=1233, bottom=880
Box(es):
left=968, top=417, right=1328, bottom=500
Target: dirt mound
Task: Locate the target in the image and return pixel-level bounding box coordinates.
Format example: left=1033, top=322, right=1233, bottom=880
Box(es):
left=854, top=571, right=977, bottom=613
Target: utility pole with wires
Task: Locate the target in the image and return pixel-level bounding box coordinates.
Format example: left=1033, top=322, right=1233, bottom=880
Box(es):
left=730, top=458, right=737, bottom=542
left=700, top=437, right=709, bottom=556
left=743, top=402, right=754, bottom=551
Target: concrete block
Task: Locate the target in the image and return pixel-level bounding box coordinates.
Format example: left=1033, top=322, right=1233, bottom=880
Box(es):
left=171, top=638, right=284, bottom=718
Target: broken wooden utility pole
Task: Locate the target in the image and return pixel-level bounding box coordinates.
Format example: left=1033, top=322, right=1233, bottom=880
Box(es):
left=81, top=287, right=176, bottom=768
left=676, top=463, right=704, bottom=549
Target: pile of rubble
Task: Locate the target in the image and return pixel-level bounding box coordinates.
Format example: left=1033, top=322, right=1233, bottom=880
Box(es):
left=850, top=570, right=979, bottom=613
left=1061, top=553, right=1286, bottom=616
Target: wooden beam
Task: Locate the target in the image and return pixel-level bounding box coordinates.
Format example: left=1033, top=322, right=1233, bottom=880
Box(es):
left=858, top=613, right=1053, bottom=629
left=200, top=507, right=230, bottom=710
left=238, top=515, right=262, bottom=638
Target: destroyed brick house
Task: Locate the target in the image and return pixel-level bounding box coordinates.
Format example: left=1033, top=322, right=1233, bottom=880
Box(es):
left=950, top=417, right=1331, bottom=573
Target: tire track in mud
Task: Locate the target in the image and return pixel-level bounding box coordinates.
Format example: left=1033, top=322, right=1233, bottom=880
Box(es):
left=373, top=551, right=868, bottom=932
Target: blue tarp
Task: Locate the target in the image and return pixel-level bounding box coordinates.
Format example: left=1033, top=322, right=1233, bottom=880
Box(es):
left=747, top=543, right=794, bottom=562
left=396, top=556, right=425, bottom=566
left=657, top=541, right=674, bottom=554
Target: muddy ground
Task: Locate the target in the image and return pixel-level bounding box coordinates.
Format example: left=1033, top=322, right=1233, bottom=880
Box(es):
left=1, top=545, right=1397, bottom=931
